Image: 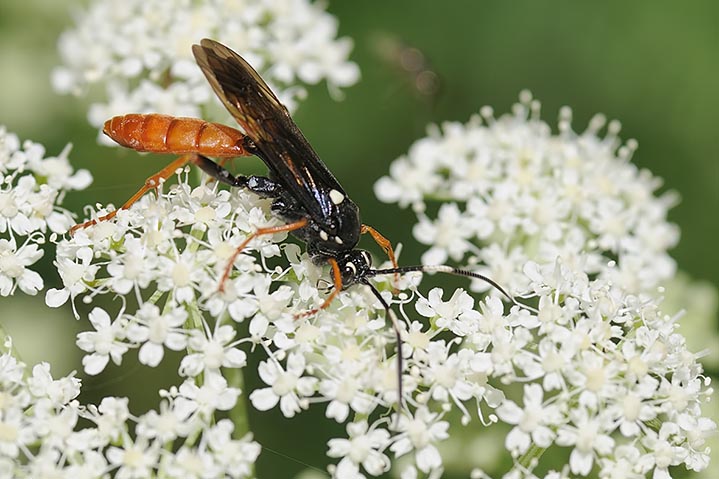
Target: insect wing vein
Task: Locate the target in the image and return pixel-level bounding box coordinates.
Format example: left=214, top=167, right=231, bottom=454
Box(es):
left=192, top=38, right=345, bottom=220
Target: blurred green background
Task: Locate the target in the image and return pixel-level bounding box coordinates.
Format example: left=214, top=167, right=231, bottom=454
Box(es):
left=1, top=0, right=717, bottom=477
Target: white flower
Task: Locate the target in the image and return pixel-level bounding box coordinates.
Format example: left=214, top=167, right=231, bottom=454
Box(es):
left=496, top=384, right=561, bottom=455
left=45, top=243, right=100, bottom=313
left=327, top=421, right=391, bottom=478
left=135, top=400, right=184, bottom=443
left=250, top=352, right=317, bottom=417
left=52, top=0, right=359, bottom=137
left=0, top=127, right=90, bottom=298
left=319, top=371, right=375, bottom=423
left=0, top=238, right=43, bottom=296
left=204, top=420, right=261, bottom=478
left=420, top=341, right=475, bottom=414
left=163, top=446, right=221, bottom=479
left=0, top=352, right=25, bottom=387
left=556, top=407, right=616, bottom=476
left=126, top=303, right=188, bottom=367
left=0, top=177, right=42, bottom=236
left=179, top=324, right=247, bottom=377
left=173, top=373, right=240, bottom=421
left=636, top=423, right=690, bottom=479
left=373, top=142, right=443, bottom=208
left=0, top=406, right=34, bottom=459
left=597, top=445, right=644, bottom=479
left=62, top=450, right=109, bottom=479
left=106, top=236, right=158, bottom=294
left=106, top=438, right=160, bottom=479
left=76, top=308, right=129, bottom=375
left=155, top=247, right=213, bottom=304
left=415, top=287, right=481, bottom=336
left=606, top=378, right=660, bottom=438
left=86, top=396, right=131, bottom=444
left=390, top=407, right=450, bottom=474
left=26, top=363, right=81, bottom=405
left=413, top=203, right=476, bottom=265
left=232, top=275, right=294, bottom=325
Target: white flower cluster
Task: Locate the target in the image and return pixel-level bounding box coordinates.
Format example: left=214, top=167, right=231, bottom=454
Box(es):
left=52, top=0, right=360, bottom=140
left=0, top=126, right=91, bottom=297
left=376, top=91, right=679, bottom=298
left=46, top=145, right=715, bottom=478
left=0, top=339, right=260, bottom=479
left=373, top=93, right=715, bottom=478
left=48, top=169, right=464, bottom=477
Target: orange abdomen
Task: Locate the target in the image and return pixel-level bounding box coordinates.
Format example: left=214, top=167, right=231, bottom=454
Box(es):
left=103, top=114, right=248, bottom=158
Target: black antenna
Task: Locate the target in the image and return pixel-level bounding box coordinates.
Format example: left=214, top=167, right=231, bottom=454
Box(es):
left=289, top=264, right=527, bottom=419
left=298, top=257, right=535, bottom=418
left=368, top=264, right=524, bottom=309
left=358, top=263, right=535, bottom=413
left=362, top=280, right=404, bottom=411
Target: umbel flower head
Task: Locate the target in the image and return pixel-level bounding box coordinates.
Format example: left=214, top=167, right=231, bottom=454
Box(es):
left=0, top=339, right=260, bottom=479
left=52, top=0, right=360, bottom=140
left=40, top=93, right=714, bottom=478
left=0, top=126, right=91, bottom=296
left=373, top=92, right=714, bottom=477
left=376, top=90, right=679, bottom=298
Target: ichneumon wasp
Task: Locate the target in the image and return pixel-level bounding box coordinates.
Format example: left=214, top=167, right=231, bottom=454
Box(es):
left=71, top=38, right=518, bottom=404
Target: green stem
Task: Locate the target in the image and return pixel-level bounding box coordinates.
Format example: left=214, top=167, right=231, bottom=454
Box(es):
left=228, top=367, right=251, bottom=439
left=227, top=367, right=255, bottom=477
left=517, top=443, right=546, bottom=471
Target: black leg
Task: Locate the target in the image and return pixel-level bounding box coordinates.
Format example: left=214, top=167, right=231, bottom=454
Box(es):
left=193, top=154, right=248, bottom=187
left=193, top=155, right=282, bottom=198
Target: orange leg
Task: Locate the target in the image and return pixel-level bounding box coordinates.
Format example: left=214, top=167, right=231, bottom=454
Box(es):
left=70, top=154, right=197, bottom=235
left=361, top=224, right=399, bottom=291
left=294, top=257, right=343, bottom=319
left=219, top=218, right=309, bottom=292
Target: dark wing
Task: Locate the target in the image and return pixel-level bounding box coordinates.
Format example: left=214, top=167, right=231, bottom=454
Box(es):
left=192, top=38, right=345, bottom=221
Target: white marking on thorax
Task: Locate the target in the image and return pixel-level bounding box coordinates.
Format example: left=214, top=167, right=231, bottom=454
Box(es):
left=329, top=189, right=345, bottom=205
left=335, top=236, right=343, bottom=244
left=319, top=230, right=329, bottom=241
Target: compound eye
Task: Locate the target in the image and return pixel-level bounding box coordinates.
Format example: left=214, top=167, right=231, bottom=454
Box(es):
left=342, top=260, right=358, bottom=283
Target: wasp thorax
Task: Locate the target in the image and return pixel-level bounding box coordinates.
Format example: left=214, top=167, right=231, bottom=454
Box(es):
left=309, top=195, right=361, bottom=257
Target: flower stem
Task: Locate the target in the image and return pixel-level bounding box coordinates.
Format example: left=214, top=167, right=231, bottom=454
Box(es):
left=517, top=443, right=546, bottom=471
left=228, top=367, right=251, bottom=438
